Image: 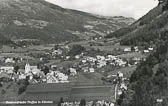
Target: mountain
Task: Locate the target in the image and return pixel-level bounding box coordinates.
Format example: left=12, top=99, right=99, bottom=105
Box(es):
left=106, top=1, right=168, bottom=47
left=0, top=0, right=135, bottom=45
left=113, top=1, right=168, bottom=106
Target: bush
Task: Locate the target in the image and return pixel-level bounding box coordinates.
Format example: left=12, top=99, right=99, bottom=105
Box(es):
left=68, top=45, right=85, bottom=56
left=0, top=83, right=2, bottom=87
left=18, top=86, right=27, bottom=95
left=1, top=89, right=6, bottom=95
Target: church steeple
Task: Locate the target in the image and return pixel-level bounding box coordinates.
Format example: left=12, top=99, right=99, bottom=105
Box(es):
left=25, top=62, right=31, bottom=74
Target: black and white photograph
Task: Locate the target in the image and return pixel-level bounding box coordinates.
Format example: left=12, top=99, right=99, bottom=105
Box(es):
left=0, top=0, right=167, bottom=106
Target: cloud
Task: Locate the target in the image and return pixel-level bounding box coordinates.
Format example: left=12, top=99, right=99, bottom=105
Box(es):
left=45, top=0, right=158, bottom=19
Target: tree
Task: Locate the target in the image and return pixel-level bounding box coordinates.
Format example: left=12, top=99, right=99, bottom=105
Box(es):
left=68, top=45, right=85, bottom=56
left=14, top=65, right=19, bottom=73
left=58, top=97, right=64, bottom=106
left=79, top=99, right=86, bottom=106
left=0, top=83, right=2, bottom=87
left=17, top=79, right=29, bottom=95
left=54, top=44, right=59, bottom=50
left=41, top=66, right=50, bottom=75
left=91, top=100, right=97, bottom=106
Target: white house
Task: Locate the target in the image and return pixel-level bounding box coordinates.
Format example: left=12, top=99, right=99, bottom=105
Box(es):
left=144, top=50, right=149, bottom=53
left=19, top=74, right=26, bottom=80
left=75, top=55, right=80, bottom=59
left=96, top=55, right=105, bottom=60
left=57, top=73, right=68, bottom=81
left=69, top=68, right=77, bottom=76
left=0, top=66, right=14, bottom=73
left=157, top=99, right=163, bottom=103
left=97, top=60, right=106, bottom=68
left=107, top=55, right=117, bottom=60
left=5, top=58, right=15, bottom=63
left=118, top=90, right=123, bottom=95
left=118, top=71, right=124, bottom=78
left=89, top=68, right=95, bottom=73
left=134, top=46, right=139, bottom=52
left=120, top=83, right=127, bottom=90
left=82, top=60, right=87, bottom=63
left=148, top=48, right=154, bottom=51
left=124, top=48, right=131, bottom=52
left=46, top=74, right=59, bottom=83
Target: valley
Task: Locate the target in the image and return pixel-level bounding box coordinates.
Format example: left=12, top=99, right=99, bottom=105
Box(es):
left=1, top=0, right=168, bottom=106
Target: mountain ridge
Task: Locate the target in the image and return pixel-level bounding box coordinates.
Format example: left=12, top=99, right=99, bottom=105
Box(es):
left=106, top=1, right=168, bottom=47
left=0, top=0, right=135, bottom=45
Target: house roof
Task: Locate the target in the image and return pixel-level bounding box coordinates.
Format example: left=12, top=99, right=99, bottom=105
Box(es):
left=0, top=72, right=10, bottom=78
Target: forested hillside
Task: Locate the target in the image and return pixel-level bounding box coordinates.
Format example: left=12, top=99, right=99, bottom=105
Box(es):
left=117, top=1, right=168, bottom=106
left=106, top=0, right=168, bottom=46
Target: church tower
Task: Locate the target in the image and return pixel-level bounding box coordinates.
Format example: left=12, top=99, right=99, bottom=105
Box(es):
left=25, top=63, right=31, bottom=74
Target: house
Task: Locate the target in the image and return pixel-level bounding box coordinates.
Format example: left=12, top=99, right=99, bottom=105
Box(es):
left=82, top=60, right=87, bottom=63
left=89, top=68, right=95, bottom=73
left=75, top=55, right=80, bottom=59
left=96, top=55, right=105, bottom=60
left=148, top=48, right=154, bottom=51
left=46, top=74, right=59, bottom=83
left=82, top=67, right=89, bottom=73
left=120, top=83, right=127, bottom=90
left=69, top=68, right=77, bottom=76
left=19, top=74, right=26, bottom=80
left=66, top=56, right=70, bottom=60
left=51, top=65, right=57, bottom=69
left=57, top=73, right=68, bottom=81
left=110, top=103, right=114, bottom=106
left=118, top=71, right=124, bottom=78
left=97, top=60, right=106, bottom=68
left=143, top=50, right=149, bottom=53
left=0, top=66, right=14, bottom=73
left=157, top=99, right=163, bottom=103
left=118, top=90, right=123, bottom=95
left=0, top=72, right=11, bottom=79
left=7, top=70, right=14, bottom=74
left=134, top=46, right=139, bottom=52
left=31, top=68, right=41, bottom=75
left=124, top=48, right=131, bottom=52
left=107, top=55, right=116, bottom=60
left=116, top=59, right=127, bottom=67
left=5, top=58, right=15, bottom=63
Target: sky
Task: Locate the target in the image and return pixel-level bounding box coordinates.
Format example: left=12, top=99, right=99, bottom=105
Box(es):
left=45, top=0, right=158, bottom=19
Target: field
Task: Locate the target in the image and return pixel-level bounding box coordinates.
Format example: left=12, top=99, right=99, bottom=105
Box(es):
left=117, top=52, right=145, bottom=59
left=20, top=84, right=115, bottom=103
left=0, top=82, right=19, bottom=101
left=69, top=85, right=115, bottom=102
left=75, top=72, right=105, bottom=86
left=19, top=71, right=115, bottom=103
left=108, top=66, right=137, bottom=78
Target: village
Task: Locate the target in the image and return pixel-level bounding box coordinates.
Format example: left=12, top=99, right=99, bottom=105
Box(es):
left=0, top=42, right=154, bottom=105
